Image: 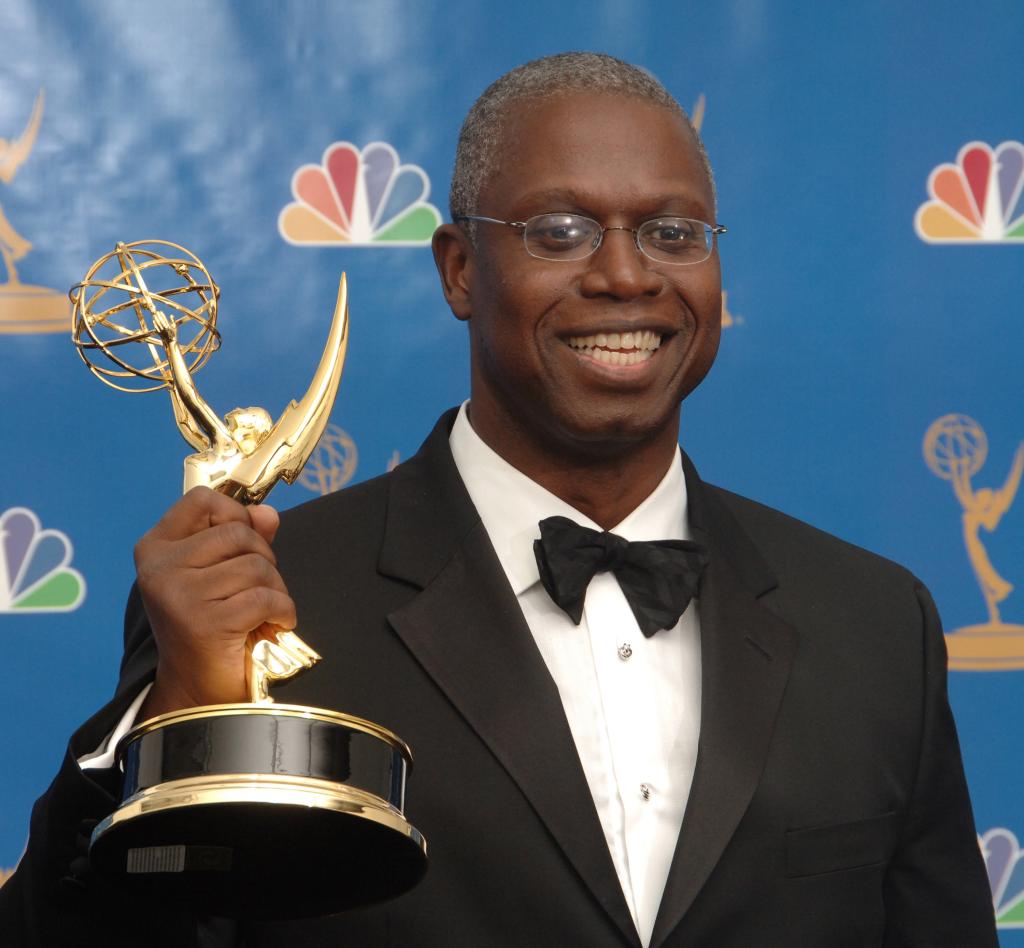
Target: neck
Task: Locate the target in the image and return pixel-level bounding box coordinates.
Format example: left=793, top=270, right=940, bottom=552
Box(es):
left=467, top=405, right=681, bottom=531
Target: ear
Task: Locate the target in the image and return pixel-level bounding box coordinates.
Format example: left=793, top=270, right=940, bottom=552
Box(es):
left=432, top=223, right=474, bottom=321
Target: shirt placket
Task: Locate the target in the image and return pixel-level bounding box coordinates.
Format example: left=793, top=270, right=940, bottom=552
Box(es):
left=586, top=571, right=662, bottom=940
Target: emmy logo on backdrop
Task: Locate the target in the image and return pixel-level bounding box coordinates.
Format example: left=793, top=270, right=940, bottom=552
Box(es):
left=924, top=414, right=1024, bottom=670
left=0, top=90, right=68, bottom=334
left=690, top=94, right=738, bottom=329
left=298, top=422, right=358, bottom=495
left=720, top=290, right=738, bottom=329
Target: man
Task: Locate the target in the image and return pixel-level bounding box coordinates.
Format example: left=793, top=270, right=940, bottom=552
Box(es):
left=1, top=53, right=997, bottom=946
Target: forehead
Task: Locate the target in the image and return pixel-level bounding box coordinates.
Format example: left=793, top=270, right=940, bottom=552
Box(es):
left=479, top=90, right=713, bottom=219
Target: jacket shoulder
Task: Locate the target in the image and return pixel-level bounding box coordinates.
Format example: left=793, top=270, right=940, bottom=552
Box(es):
left=275, top=471, right=394, bottom=546
left=706, top=482, right=923, bottom=595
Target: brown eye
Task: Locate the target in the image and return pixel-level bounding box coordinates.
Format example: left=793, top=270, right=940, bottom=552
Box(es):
left=644, top=219, right=699, bottom=245
left=638, top=218, right=711, bottom=262
left=525, top=214, right=598, bottom=256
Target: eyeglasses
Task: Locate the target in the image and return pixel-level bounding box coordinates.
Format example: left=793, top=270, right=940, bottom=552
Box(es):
left=455, top=213, right=726, bottom=265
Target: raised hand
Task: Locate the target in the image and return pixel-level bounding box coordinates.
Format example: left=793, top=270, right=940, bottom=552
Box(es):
left=134, top=486, right=297, bottom=719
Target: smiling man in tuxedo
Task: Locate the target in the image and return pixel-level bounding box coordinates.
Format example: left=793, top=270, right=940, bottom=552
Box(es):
left=2, top=53, right=997, bottom=947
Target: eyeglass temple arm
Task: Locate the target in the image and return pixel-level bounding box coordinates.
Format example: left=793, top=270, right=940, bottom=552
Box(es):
left=454, top=215, right=528, bottom=229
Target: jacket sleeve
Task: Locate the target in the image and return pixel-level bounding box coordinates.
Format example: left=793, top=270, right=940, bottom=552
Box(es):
left=881, top=583, right=998, bottom=946
left=0, top=586, right=202, bottom=947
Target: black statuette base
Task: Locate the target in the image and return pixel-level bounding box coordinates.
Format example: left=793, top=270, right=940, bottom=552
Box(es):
left=88, top=704, right=427, bottom=920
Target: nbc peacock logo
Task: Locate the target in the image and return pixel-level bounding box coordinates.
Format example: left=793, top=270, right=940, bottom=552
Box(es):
left=279, top=141, right=441, bottom=246
left=0, top=507, right=85, bottom=612
left=915, top=141, right=1024, bottom=243
left=981, top=827, right=1024, bottom=928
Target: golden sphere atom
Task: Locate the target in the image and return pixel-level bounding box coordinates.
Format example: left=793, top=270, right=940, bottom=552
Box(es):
left=70, top=240, right=220, bottom=393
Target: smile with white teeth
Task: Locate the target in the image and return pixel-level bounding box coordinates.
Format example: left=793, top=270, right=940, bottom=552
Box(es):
left=566, top=330, right=664, bottom=366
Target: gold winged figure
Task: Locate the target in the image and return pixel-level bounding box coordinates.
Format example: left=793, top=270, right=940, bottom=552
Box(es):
left=0, top=90, right=44, bottom=287
left=950, top=442, right=1024, bottom=627
left=147, top=269, right=350, bottom=700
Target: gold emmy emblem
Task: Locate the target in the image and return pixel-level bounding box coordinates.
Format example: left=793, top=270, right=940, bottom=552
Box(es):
left=690, top=95, right=736, bottom=329
left=924, top=414, right=1024, bottom=670
left=691, top=92, right=706, bottom=134
left=69, top=241, right=426, bottom=918
left=0, top=90, right=68, bottom=334
left=721, top=290, right=737, bottom=329
left=298, top=422, right=359, bottom=496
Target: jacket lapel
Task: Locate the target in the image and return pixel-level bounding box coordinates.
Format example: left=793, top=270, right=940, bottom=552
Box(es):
left=380, top=412, right=641, bottom=946
left=650, top=457, right=798, bottom=948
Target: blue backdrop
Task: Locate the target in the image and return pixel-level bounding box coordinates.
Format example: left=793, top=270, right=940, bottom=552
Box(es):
left=1, top=0, right=1022, bottom=936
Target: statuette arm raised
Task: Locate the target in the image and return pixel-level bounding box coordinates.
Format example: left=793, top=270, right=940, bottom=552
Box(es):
left=152, top=308, right=233, bottom=451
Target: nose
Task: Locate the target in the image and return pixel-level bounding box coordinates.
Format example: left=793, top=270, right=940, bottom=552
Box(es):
left=578, top=227, right=663, bottom=300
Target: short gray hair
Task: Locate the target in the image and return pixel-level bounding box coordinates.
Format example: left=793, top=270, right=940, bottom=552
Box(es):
left=449, top=52, right=714, bottom=230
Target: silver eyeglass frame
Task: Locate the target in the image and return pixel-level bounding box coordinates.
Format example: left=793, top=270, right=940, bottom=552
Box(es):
left=454, top=213, right=727, bottom=265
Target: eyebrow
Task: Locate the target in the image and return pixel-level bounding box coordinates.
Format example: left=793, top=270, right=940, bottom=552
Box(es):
left=516, top=187, right=590, bottom=208
left=514, top=187, right=707, bottom=217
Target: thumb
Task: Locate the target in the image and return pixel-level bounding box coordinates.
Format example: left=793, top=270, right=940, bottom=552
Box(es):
left=248, top=503, right=280, bottom=544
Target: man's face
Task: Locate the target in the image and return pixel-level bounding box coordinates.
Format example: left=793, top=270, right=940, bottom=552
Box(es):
left=449, top=90, right=722, bottom=465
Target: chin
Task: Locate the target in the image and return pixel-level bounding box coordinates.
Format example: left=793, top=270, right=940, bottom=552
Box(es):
left=545, top=403, right=680, bottom=458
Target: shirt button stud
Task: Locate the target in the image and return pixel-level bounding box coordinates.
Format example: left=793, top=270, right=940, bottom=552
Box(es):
left=617, top=643, right=633, bottom=661
left=640, top=783, right=651, bottom=801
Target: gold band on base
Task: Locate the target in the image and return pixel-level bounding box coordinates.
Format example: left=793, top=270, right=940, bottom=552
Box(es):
left=93, top=771, right=427, bottom=854
left=96, top=769, right=428, bottom=851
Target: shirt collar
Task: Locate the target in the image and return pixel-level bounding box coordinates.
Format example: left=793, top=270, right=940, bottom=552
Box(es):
left=449, top=402, right=690, bottom=596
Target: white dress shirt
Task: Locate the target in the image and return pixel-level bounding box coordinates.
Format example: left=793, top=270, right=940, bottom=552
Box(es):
left=82, top=404, right=702, bottom=946
left=78, top=681, right=151, bottom=769
left=449, top=404, right=701, bottom=947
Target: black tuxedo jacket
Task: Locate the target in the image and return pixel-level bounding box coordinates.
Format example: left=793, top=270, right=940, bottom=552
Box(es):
left=2, top=410, right=997, bottom=947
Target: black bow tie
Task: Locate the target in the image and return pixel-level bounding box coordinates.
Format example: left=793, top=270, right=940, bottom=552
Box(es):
left=533, top=515, right=709, bottom=638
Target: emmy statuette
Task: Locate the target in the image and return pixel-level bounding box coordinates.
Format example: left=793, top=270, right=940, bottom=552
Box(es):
left=70, top=241, right=427, bottom=918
